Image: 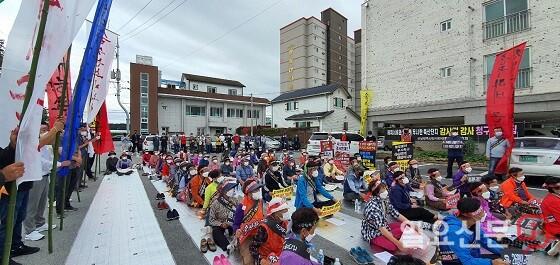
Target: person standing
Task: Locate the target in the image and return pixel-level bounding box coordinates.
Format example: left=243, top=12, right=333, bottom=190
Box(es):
left=180, top=134, right=187, bottom=152
left=233, top=134, right=241, bottom=150
left=293, top=134, right=300, bottom=150
left=445, top=129, right=464, bottom=179
left=219, top=134, right=226, bottom=152
left=130, top=130, right=140, bottom=155
left=152, top=133, right=160, bottom=152
left=189, top=133, right=196, bottom=152
left=77, top=126, right=93, bottom=184
left=400, top=126, right=415, bottom=144
left=160, top=133, right=169, bottom=153
left=366, top=131, right=376, bottom=142
left=172, top=133, right=180, bottom=154
left=205, top=134, right=212, bottom=154
left=485, top=127, right=511, bottom=181
left=121, top=134, right=131, bottom=152
left=243, top=134, right=251, bottom=151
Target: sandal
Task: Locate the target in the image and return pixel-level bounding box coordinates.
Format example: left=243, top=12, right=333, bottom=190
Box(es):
left=207, top=237, right=217, bottom=252
left=200, top=238, right=208, bottom=253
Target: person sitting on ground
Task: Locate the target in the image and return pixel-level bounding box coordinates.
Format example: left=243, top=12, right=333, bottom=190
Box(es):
left=298, top=150, right=308, bottom=166
left=311, top=156, right=330, bottom=186
left=362, top=180, right=422, bottom=253
left=343, top=163, right=368, bottom=202
left=500, top=167, right=541, bottom=216
left=208, top=155, right=220, bottom=171
left=208, top=178, right=238, bottom=252
left=257, top=153, right=268, bottom=178
left=149, top=151, right=160, bottom=170
left=282, top=157, right=298, bottom=185
left=142, top=151, right=151, bottom=166
left=220, top=158, right=234, bottom=177
left=438, top=198, right=507, bottom=265
left=186, top=167, right=211, bottom=208
left=424, top=168, right=455, bottom=211
left=104, top=151, right=118, bottom=175
left=452, top=161, right=471, bottom=198
left=323, top=157, right=344, bottom=183
left=201, top=169, right=224, bottom=219
left=541, top=177, right=560, bottom=256
left=176, top=162, right=194, bottom=202
left=380, top=156, right=392, bottom=181
left=480, top=175, right=506, bottom=215
left=199, top=154, right=210, bottom=168
left=279, top=207, right=321, bottom=265
left=233, top=179, right=265, bottom=265
left=116, top=152, right=133, bottom=175
left=250, top=197, right=290, bottom=265
left=264, top=161, right=288, bottom=201
left=389, top=171, right=437, bottom=227
left=469, top=182, right=512, bottom=237
left=363, top=171, right=382, bottom=201
left=192, top=152, right=202, bottom=166
left=385, top=161, right=400, bottom=187
left=404, top=159, right=424, bottom=189
left=236, top=158, right=255, bottom=186
left=294, top=161, right=336, bottom=214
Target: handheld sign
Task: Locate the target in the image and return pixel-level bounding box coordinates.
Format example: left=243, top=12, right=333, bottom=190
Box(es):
left=445, top=193, right=461, bottom=209
left=442, top=140, right=464, bottom=149
left=319, top=200, right=342, bottom=218
left=320, top=140, right=334, bottom=158
left=359, top=141, right=377, bottom=169
left=392, top=142, right=413, bottom=169
left=466, top=174, right=482, bottom=183
left=400, top=226, right=430, bottom=250
left=271, top=186, right=293, bottom=199
left=501, top=249, right=532, bottom=265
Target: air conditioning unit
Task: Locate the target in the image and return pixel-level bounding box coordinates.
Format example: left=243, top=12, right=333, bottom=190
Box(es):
left=303, top=110, right=310, bottom=114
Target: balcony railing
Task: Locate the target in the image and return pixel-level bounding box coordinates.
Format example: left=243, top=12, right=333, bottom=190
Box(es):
left=483, top=67, right=532, bottom=93
left=483, top=9, right=530, bottom=40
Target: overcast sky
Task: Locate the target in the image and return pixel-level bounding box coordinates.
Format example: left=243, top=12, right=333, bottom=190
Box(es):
left=0, top=0, right=361, bottom=123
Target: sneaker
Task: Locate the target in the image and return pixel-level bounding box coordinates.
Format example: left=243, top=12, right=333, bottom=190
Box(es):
left=64, top=206, right=78, bottom=212
left=24, top=231, right=44, bottom=241
left=35, top=223, right=57, bottom=233
left=172, top=209, right=180, bottom=220
left=356, top=246, right=374, bottom=263
left=166, top=210, right=174, bottom=221
left=11, top=245, right=40, bottom=257
left=349, top=247, right=368, bottom=265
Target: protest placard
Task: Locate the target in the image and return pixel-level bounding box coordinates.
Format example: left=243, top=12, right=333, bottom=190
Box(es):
left=400, top=226, right=430, bottom=250
left=320, top=140, right=334, bottom=158
left=271, top=186, right=293, bottom=199
left=442, top=140, right=465, bottom=149
left=392, top=142, right=413, bottom=167
left=359, top=141, right=377, bottom=169
left=466, top=174, right=482, bottom=183
left=334, top=141, right=351, bottom=167
left=501, top=249, right=531, bottom=265
left=445, top=193, right=461, bottom=209
left=319, top=200, right=342, bottom=218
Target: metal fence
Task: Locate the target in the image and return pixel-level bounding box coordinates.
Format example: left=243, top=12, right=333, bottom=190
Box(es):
left=483, top=67, right=532, bottom=92
left=483, top=9, right=530, bottom=40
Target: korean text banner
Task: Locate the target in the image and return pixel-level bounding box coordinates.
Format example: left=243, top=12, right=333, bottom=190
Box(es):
left=384, top=123, right=525, bottom=142
left=46, top=56, right=72, bottom=127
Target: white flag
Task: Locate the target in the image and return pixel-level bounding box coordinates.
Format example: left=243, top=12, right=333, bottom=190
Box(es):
left=0, top=0, right=96, bottom=185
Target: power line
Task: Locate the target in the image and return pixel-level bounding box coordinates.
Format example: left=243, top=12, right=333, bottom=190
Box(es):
left=161, top=0, right=284, bottom=69
left=120, top=0, right=176, bottom=37
left=121, top=0, right=189, bottom=42
left=115, top=0, right=154, bottom=32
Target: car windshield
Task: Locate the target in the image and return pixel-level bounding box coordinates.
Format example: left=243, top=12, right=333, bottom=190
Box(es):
left=516, top=138, right=560, bottom=150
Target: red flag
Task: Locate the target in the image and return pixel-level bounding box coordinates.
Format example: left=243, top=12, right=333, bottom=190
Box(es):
left=93, top=102, right=114, bottom=154
left=486, top=42, right=526, bottom=174
left=46, top=56, right=72, bottom=127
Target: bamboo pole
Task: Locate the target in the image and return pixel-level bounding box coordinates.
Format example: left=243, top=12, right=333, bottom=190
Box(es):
left=47, top=46, right=71, bottom=253
left=3, top=0, right=51, bottom=264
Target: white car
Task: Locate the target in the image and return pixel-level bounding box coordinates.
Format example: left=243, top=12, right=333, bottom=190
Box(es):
left=143, top=135, right=158, bottom=152
left=510, top=137, right=560, bottom=177
left=307, top=131, right=364, bottom=155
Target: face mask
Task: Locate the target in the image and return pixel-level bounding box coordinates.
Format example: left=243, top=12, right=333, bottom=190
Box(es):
left=251, top=151, right=254, bottom=154
left=189, top=170, right=197, bottom=175
left=482, top=191, right=491, bottom=199
left=402, top=177, right=410, bottom=184
left=281, top=212, right=290, bottom=221
left=204, top=157, right=208, bottom=160
left=321, top=156, right=325, bottom=160
left=272, top=166, right=279, bottom=172
left=411, top=164, right=418, bottom=169
left=110, top=155, right=116, bottom=158
left=202, top=172, right=210, bottom=178
left=357, top=157, right=362, bottom=161
left=517, top=176, right=525, bottom=182
left=213, top=159, right=218, bottom=163
left=305, top=232, right=315, bottom=242
left=379, top=191, right=389, bottom=199
left=451, top=132, right=458, bottom=136
left=80, top=132, right=87, bottom=136
left=251, top=191, right=263, bottom=200
left=289, top=163, right=294, bottom=167
left=244, top=162, right=249, bottom=166
left=312, top=170, right=319, bottom=177
left=394, top=167, right=400, bottom=172
left=489, top=186, right=499, bottom=192
left=495, top=131, right=503, bottom=137
left=217, top=176, right=225, bottom=183
left=289, top=155, right=294, bottom=158
left=328, top=161, right=334, bottom=164
left=479, top=213, right=487, bottom=223
left=464, top=167, right=473, bottom=173
left=199, top=154, right=203, bottom=157
left=181, top=167, right=187, bottom=171
left=225, top=162, right=230, bottom=165
left=435, top=176, right=443, bottom=182
left=166, top=160, right=173, bottom=164
left=226, top=189, right=235, bottom=197
left=121, top=157, right=127, bottom=160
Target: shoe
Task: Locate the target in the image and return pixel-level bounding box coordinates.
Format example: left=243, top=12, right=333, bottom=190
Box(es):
left=212, top=256, right=222, bottom=265
left=349, top=247, right=368, bottom=265
left=35, top=223, right=56, bottom=233
left=200, top=238, right=208, bottom=253
left=157, top=202, right=164, bottom=210
left=356, top=246, right=374, bottom=263
left=11, top=245, right=40, bottom=257
left=166, top=210, right=174, bottom=221
left=172, top=209, right=180, bottom=220
left=24, top=231, right=44, bottom=241
left=64, top=206, right=78, bottom=212
left=207, top=237, right=217, bottom=252
left=79, top=184, right=88, bottom=188
left=161, top=201, right=169, bottom=209
left=56, top=213, right=64, bottom=219
left=220, top=254, right=232, bottom=265
left=548, top=241, right=560, bottom=256
left=0, top=258, right=22, bottom=265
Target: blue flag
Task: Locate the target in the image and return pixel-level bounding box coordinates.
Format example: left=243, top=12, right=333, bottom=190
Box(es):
left=59, top=0, right=113, bottom=176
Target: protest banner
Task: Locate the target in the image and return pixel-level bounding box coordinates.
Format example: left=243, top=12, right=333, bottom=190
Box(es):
left=445, top=193, right=461, bottom=209
left=384, top=123, right=525, bottom=142
left=334, top=141, right=350, bottom=167
left=442, top=140, right=464, bottom=149
left=319, top=200, right=342, bottom=218
left=392, top=142, right=413, bottom=169
left=363, top=170, right=376, bottom=184
left=400, top=226, right=430, bottom=250
left=272, top=186, right=293, bottom=199
left=320, top=140, right=334, bottom=158
left=501, top=249, right=531, bottom=265
left=359, top=141, right=377, bottom=170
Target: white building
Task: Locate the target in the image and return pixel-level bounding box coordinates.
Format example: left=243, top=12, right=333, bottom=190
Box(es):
left=362, top=0, right=560, bottom=129
left=271, top=84, right=360, bottom=131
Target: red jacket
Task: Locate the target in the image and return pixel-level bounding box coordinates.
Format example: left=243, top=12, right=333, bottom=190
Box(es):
left=542, top=193, right=560, bottom=236
left=233, top=135, right=241, bottom=144
left=499, top=177, right=535, bottom=207
left=257, top=218, right=287, bottom=261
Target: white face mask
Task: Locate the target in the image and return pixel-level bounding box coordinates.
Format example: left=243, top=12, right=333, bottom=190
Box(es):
left=394, top=167, right=400, bottom=172
left=411, top=164, right=418, bottom=169
left=357, top=157, right=362, bottom=161
left=464, top=167, right=473, bottom=173
left=489, top=186, right=499, bottom=192
left=252, top=191, right=263, bottom=200
left=166, top=160, right=173, bottom=164
left=517, top=176, right=525, bottom=182
left=80, top=132, right=87, bottom=136
left=121, top=157, right=127, bottom=160
left=479, top=212, right=487, bottom=223
left=281, top=212, right=290, bottom=221
left=305, top=232, right=315, bottom=242
left=244, top=162, right=249, bottom=166
left=189, top=170, right=197, bottom=175
left=110, top=155, right=116, bottom=158
left=482, top=191, right=491, bottom=199
left=272, top=166, right=279, bottom=172
left=213, top=159, right=218, bottom=163
left=204, top=157, right=208, bottom=160
left=435, top=176, right=443, bottom=182
left=451, top=132, right=458, bottom=136
left=402, top=177, right=410, bottom=184
left=495, top=131, right=503, bottom=137
left=217, top=176, right=225, bottom=183
left=379, top=191, right=389, bottom=199
left=312, top=170, right=319, bottom=177
left=328, top=161, right=334, bottom=164
left=202, top=172, right=209, bottom=178
left=225, top=162, right=230, bottom=165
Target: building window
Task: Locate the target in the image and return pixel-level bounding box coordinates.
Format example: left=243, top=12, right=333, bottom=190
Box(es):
left=441, top=67, right=452, bottom=77
left=483, top=47, right=532, bottom=90
left=140, top=73, right=149, bottom=133
left=334, top=97, right=344, bottom=108
left=483, top=0, right=529, bottom=39
left=441, top=19, right=452, bottom=31
left=295, top=122, right=311, bottom=128
left=247, top=110, right=260, bottom=119
left=186, top=106, right=206, bottom=116
left=285, top=101, right=298, bottom=111
left=192, top=84, right=198, bottom=90
left=210, top=107, right=223, bottom=117
left=316, top=47, right=319, bottom=52
left=338, top=35, right=341, bottom=40
left=228, top=89, right=237, bottom=96
left=207, top=86, right=217, bottom=93
left=227, top=108, right=243, bottom=118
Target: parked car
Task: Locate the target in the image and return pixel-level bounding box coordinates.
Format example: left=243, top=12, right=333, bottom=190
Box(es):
left=263, top=136, right=281, bottom=150
left=524, top=128, right=558, bottom=137
left=376, top=136, right=394, bottom=151
left=143, top=135, right=158, bottom=152
left=510, top=137, right=560, bottom=177
left=271, top=136, right=294, bottom=150
left=307, top=131, right=364, bottom=155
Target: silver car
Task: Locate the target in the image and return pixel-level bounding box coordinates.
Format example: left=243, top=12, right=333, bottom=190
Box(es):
left=510, top=137, right=560, bottom=177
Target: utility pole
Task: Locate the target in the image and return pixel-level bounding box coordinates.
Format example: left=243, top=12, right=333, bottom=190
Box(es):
left=113, top=36, right=130, bottom=134
left=250, top=93, right=254, bottom=136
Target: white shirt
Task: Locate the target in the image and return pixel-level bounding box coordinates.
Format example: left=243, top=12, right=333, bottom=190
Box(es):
left=40, top=145, right=61, bottom=176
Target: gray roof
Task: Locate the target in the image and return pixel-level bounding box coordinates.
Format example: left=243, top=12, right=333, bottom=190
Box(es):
left=285, top=110, right=334, bottom=120
left=271, top=84, right=345, bottom=103
left=182, top=73, right=245, bottom=87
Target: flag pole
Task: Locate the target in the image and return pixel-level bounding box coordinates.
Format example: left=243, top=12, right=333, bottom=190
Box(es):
left=3, top=0, right=51, bottom=264
left=47, top=46, right=71, bottom=253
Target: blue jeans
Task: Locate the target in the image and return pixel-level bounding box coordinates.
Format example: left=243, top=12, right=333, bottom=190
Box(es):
left=0, top=189, right=30, bottom=254
left=489, top=157, right=503, bottom=180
